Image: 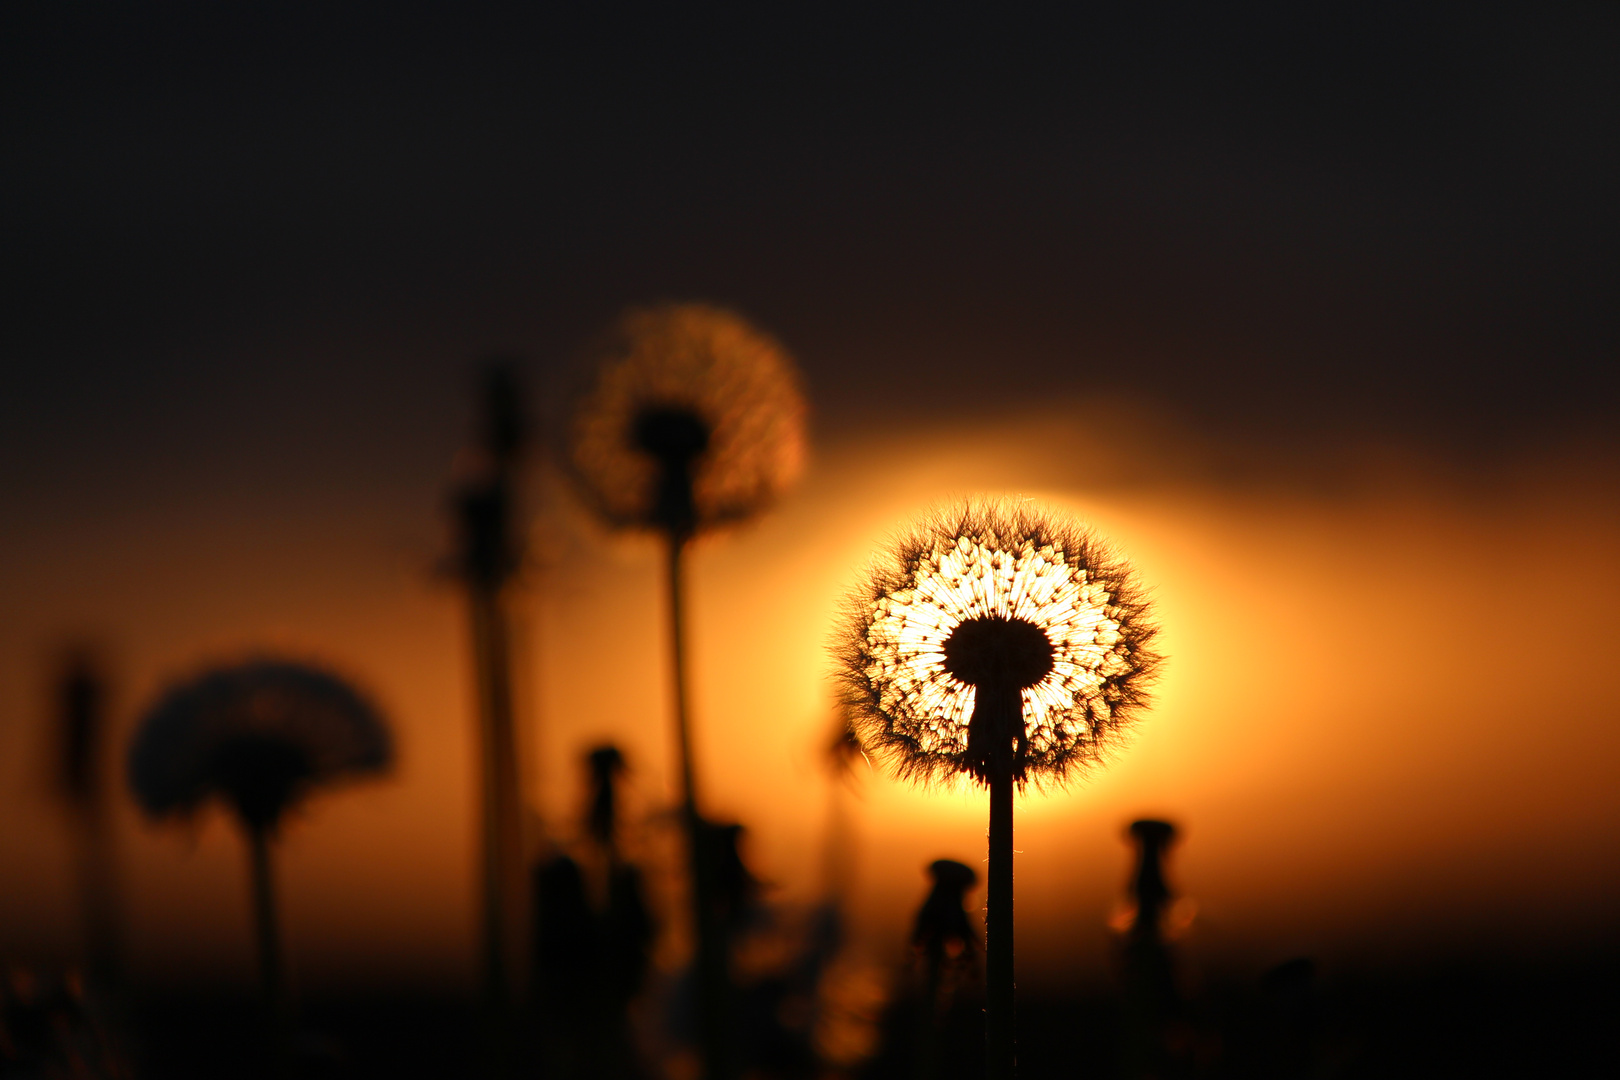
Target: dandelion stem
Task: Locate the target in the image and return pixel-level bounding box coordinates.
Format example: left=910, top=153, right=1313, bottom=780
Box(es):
left=667, top=531, right=736, bottom=1080
left=247, top=825, right=291, bottom=1059
left=454, top=366, right=528, bottom=1070
left=667, top=534, right=700, bottom=821
left=469, top=577, right=522, bottom=1054
left=986, top=762, right=1016, bottom=1080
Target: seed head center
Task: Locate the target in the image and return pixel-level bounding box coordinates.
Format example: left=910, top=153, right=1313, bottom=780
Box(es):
left=632, top=405, right=710, bottom=466
left=943, top=615, right=1054, bottom=690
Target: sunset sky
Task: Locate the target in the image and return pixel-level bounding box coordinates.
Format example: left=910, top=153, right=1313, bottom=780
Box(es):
left=3, top=5, right=1617, bottom=995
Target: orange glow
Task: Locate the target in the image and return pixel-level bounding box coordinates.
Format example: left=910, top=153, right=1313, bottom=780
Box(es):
left=3, top=402, right=1618, bottom=989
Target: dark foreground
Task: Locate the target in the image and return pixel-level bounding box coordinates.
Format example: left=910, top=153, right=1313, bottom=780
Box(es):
left=76, top=951, right=1611, bottom=1079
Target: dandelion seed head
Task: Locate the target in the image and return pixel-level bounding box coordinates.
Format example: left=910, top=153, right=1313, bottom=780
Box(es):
left=836, top=500, right=1160, bottom=788
left=568, top=303, right=807, bottom=533
left=128, top=659, right=391, bottom=832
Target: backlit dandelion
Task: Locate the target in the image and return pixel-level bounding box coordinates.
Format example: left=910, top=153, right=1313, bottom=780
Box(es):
left=836, top=500, right=1160, bottom=1079
left=129, top=659, right=390, bottom=1039
left=838, top=500, right=1158, bottom=788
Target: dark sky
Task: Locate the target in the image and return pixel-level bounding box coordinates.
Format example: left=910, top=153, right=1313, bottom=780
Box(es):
left=5, top=3, right=1618, bottom=517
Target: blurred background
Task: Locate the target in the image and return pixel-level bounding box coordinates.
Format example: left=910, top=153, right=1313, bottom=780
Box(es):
left=3, top=3, right=1617, bottom=1076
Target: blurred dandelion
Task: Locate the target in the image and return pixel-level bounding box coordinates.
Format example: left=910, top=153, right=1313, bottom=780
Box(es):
left=128, top=659, right=390, bottom=1040
left=912, top=859, right=980, bottom=1080
left=913, top=859, right=979, bottom=981
left=836, top=500, right=1160, bottom=1079
left=586, top=744, right=629, bottom=850
left=531, top=744, right=653, bottom=1077
left=1116, top=820, right=1187, bottom=1080
left=567, top=302, right=807, bottom=1080
left=568, top=302, right=807, bottom=536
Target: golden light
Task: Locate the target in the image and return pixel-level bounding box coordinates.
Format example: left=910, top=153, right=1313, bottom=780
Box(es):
left=3, top=401, right=1616, bottom=996
left=838, top=501, right=1159, bottom=787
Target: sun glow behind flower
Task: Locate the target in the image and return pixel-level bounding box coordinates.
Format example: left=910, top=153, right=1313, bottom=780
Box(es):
left=841, top=502, right=1158, bottom=787
left=869, top=537, right=1128, bottom=753
left=6, top=409, right=1617, bottom=990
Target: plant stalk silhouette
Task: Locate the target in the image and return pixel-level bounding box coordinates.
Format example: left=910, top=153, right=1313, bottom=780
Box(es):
left=1119, top=819, right=1184, bottom=1080
left=128, top=660, right=390, bottom=1067
left=912, top=859, right=979, bottom=1080
left=568, top=304, right=806, bottom=1080
left=533, top=745, right=653, bottom=1079
left=450, top=363, right=530, bottom=1064
left=54, top=647, right=122, bottom=994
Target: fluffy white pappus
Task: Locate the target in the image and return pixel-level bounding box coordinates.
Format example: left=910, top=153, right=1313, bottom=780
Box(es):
left=835, top=500, right=1160, bottom=788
